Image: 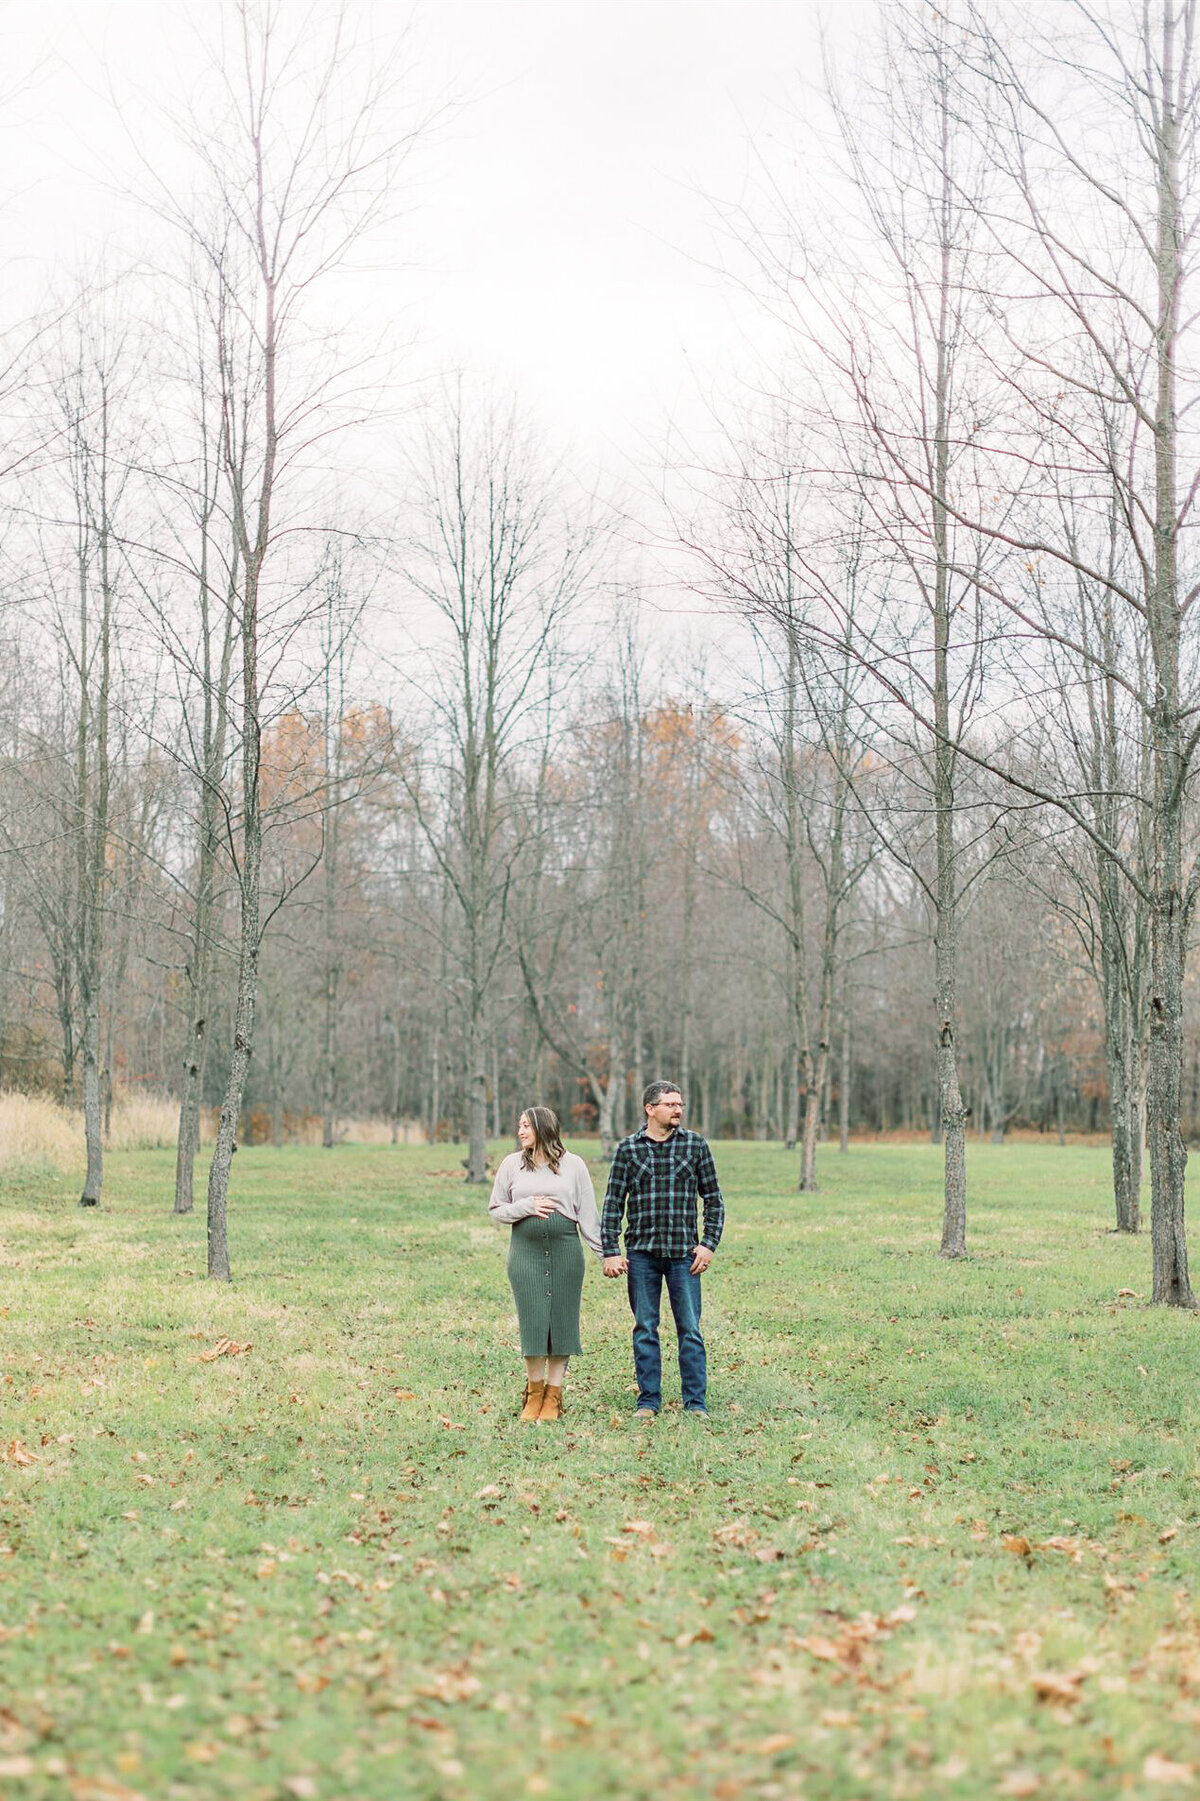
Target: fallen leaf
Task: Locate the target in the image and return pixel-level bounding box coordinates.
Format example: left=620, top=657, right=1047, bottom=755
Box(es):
left=2, top=1441, right=37, bottom=1467
left=394, top=1390, right=417, bottom=1401
left=675, top=1625, right=716, bottom=1647
left=1002, top=1535, right=1032, bottom=1557
left=997, top=1774, right=1041, bottom=1798
left=623, top=1520, right=656, bottom=1538
left=199, top=1339, right=251, bottom=1362
left=0, top=1757, right=35, bottom=1778
left=1143, top=1753, right=1195, bottom=1784
left=1160, top=1526, right=1179, bottom=1544
left=184, top=1741, right=220, bottom=1762
left=283, top=1779, right=318, bottom=1800
left=66, top=1780, right=147, bottom=1801
left=744, top=1734, right=794, bottom=1756
left=414, top=1667, right=481, bottom=1705
left=1031, top=1670, right=1083, bottom=1705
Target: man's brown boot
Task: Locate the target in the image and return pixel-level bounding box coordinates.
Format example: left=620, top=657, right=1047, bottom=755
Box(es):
left=519, top=1380, right=545, bottom=1423
left=538, top=1384, right=564, bottom=1423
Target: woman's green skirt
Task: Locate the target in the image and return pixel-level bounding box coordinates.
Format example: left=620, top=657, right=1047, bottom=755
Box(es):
left=507, top=1211, right=585, bottom=1356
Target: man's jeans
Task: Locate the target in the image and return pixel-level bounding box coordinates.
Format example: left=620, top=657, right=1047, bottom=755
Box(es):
left=626, top=1251, right=707, bottom=1411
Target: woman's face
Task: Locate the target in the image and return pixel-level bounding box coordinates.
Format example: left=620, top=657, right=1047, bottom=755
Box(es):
left=517, top=1113, right=535, bottom=1151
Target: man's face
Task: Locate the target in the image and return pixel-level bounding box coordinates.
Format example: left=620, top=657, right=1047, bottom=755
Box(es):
left=647, top=1090, right=684, bottom=1131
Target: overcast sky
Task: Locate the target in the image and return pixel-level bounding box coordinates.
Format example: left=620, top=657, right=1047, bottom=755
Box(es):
left=4, top=2, right=865, bottom=464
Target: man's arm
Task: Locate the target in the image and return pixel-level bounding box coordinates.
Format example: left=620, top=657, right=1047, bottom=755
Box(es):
left=695, top=1139, right=724, bottom=1252
left=601, top=1142, right=629, bottom=1271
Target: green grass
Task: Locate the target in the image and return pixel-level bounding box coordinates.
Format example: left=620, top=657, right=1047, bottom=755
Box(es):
left=2, top=1139, right=1199, bottom=1800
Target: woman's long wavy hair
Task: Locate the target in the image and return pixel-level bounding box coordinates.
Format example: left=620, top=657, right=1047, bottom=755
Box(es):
left=518, top=1105, right=565, bottom=1173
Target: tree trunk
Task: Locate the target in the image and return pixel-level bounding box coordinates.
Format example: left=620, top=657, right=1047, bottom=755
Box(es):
left=465, top=1008, right=488, bottom=1182
left=206, top=535, right=265, bottom=1278
left=206, top=818, right=260, bottom=1279
left=1104, top=939, right=1140, bottom=1232
left=596, top=1077, right=618, bottom=1159
left=1147, top=19, right=1192, bottom=1306
left=174, top=622, right=232, bottom=1213
left=838, top=1009, right=851, bottom=1153
left=78, top=994, right=103, bottom=1207
left=430, top=1025, right=441, bottom=1145
left=784, top=1040, right=799, bottom=1149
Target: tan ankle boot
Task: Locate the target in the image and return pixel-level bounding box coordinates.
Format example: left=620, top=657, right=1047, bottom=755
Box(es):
left=538, top=1384, right=564, bottom=1422
left=520, top=1380, right=545, bottom=1423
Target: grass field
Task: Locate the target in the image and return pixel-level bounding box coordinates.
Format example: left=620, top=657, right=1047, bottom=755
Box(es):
left=2, top=1139, right=1200, bottom=1801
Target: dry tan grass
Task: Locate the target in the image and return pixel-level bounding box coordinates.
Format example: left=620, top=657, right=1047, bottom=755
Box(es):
left=0, top=1089, right=180, bottom=1172
left=286, top=1115, right=426, bottom=1146
left=0, top=1090, right=425, bottom=1171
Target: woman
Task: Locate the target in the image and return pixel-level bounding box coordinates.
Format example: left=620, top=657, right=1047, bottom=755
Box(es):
left=488, top=1106, right=602, bottom=1422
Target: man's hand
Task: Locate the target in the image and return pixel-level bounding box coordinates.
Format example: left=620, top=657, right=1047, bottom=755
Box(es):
left=689, top=1245, right=714, bottom=1275
left=603, top=1256, right=627, bottom=1278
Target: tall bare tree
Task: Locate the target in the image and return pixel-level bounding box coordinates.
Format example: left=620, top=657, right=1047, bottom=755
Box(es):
left=155, top=0, right=420, bottom=1276
left=397, top=387, right=597, bottom=1183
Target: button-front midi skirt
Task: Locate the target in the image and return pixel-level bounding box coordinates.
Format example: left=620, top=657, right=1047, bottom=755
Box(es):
left=507, top=1211, right=585, bottom=1356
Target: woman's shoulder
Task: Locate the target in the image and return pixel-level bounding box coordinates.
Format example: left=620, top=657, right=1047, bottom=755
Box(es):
left=561, top=1150, right=591, bottom=1175
left=495, top=1150, right=520, bottom=1174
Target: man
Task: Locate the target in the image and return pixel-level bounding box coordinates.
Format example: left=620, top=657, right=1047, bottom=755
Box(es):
left=602, top=1080, right=724, bottom=1417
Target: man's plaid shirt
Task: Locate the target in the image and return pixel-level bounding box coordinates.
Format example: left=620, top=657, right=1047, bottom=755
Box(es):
left=601, top=1127, right=725, bottom=1259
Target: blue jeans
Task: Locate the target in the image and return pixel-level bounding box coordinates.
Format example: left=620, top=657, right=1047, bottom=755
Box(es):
left=626, top=1251, right=707, bottom=1411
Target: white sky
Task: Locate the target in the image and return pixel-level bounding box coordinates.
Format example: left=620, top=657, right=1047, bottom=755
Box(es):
left=0, top=0, right=873, bottom=669
left=3, top=0, right=866, bottom=462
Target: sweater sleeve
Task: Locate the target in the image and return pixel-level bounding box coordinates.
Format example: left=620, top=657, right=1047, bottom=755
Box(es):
left=572, top=1157, right=603, bottom=1257
left=488, top=1158, right=539, bottom=1225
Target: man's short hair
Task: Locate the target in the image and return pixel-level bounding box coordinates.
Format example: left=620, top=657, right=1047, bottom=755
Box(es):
left=643, top=1080, right=682, bottom=1113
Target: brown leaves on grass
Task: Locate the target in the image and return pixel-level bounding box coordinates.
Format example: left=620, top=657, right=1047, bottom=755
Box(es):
left=1002, top=1531, right=1105, bottom=1565
left=1031, top=1669, right=1086, bottom=1706
left=997, top=1774, right=1041, bottom=1798
left=797, top=1600, right=920, bottom=1676
left=414, top=1664, right=481, bottom=1705
left=198, top=1338, right=251, bottom=1362
left=735, top=1733, right=795, bottom=1757
left=1142, top=1753, right=1195, bottom=1784
left=2, top=1440, right=37, bottom=1466
left=67, top=1780, right=148, bottom=1801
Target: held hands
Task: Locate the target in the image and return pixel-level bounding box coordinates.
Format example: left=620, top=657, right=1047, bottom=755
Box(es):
left=602, top=1256, right=628, bottom=1278
left=690, top=1245, right=714, bottom=1275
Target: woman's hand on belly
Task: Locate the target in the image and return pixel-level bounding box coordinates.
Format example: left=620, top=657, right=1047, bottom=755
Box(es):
left=530, top=1196, right=557, bottom=1217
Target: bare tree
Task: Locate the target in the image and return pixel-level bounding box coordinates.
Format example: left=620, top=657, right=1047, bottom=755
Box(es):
left=957, top=0, right=1200, bottom=1298
left=154, top=0, right=421, bottom=1276
left=396, top=387, right=597, bottom=1183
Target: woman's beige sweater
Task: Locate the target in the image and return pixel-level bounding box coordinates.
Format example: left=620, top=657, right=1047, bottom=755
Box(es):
left=488, top=1151, right=603, bottom=1256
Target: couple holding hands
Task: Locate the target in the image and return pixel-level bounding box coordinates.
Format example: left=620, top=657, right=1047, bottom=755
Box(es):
left=487, top=1081, right=725, bottom=1423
